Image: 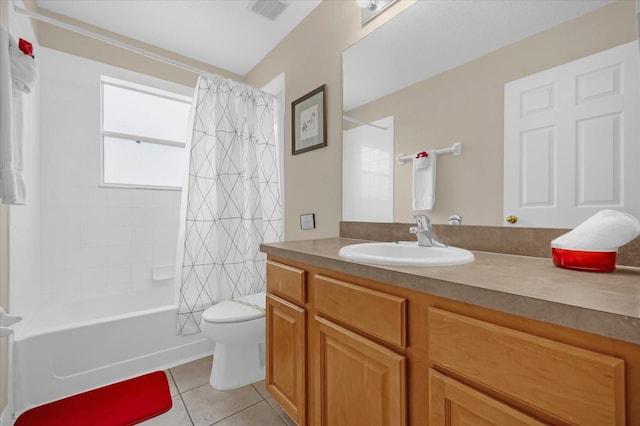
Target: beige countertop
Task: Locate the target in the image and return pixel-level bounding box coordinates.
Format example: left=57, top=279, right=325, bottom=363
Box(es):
left=261, top=238, right=640, bottom=345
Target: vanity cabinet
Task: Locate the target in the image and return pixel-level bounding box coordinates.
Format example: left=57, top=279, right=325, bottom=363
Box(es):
left=312, top=275, right=407, bottom=426
left=265, top=261, right=306, bottom=425
left=266, top=260, right=407, bottom=426
left=264, top=255, right=639, bottom=426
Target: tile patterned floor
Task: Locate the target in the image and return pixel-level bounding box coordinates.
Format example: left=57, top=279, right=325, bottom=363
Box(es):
left=140, top=356, right=295, bottom=426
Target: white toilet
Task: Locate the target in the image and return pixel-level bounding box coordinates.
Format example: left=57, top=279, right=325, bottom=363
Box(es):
left=199, top=292, right=267, bottom=390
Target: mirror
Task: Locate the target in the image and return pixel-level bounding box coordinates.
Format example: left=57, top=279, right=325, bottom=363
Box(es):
left=343, top=0, right=638, bottom=227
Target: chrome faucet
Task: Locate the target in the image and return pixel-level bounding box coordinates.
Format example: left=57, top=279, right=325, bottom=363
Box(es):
left=409, top=214, right=447, bottom=248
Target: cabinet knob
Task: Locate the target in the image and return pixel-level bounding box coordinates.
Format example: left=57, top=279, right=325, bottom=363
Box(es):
left=506, top=215, right=518, bottom=224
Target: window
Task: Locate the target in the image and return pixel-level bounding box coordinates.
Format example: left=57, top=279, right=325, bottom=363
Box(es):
left=101, top=76, right=192, bottom=189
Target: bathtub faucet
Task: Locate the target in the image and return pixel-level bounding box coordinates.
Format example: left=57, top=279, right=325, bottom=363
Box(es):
left=409, top=214, right=447, bottom=248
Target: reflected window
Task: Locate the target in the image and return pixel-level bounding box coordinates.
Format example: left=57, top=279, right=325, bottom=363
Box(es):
left=360, top=146, right=391, bottom=200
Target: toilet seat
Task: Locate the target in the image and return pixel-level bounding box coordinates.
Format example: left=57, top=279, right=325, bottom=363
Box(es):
left=202, top=293, right=266, bottom=324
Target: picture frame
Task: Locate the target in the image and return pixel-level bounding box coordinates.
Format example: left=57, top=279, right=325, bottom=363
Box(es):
left=292, top=84, right=327, bottom=155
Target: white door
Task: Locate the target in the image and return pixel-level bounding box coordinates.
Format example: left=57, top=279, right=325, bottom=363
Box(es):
left=504, top=41, right=639, bottom=228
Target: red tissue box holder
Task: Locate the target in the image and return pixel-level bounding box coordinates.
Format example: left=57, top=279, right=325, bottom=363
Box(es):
left=551, top=247, right=617, bottom=273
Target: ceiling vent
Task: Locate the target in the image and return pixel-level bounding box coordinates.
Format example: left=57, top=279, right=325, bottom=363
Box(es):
left=248, top=0, right=289, bottom=21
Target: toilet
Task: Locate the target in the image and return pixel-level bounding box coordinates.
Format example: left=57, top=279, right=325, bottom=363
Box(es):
left=199, top=292, right=267, bottom=390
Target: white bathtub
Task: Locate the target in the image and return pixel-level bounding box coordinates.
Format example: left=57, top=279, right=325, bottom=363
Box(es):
left=11, top=287, right=213, bottom=415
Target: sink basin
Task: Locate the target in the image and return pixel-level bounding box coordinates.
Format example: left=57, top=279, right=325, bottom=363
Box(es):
left=338, top=241, right=474, bottom=266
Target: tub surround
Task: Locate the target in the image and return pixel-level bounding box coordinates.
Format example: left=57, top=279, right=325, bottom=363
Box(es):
left=260, top=237, right=640, bottom=345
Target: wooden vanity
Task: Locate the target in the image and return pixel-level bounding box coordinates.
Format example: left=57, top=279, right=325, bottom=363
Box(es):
left=261, top=238, right=640, bottom=426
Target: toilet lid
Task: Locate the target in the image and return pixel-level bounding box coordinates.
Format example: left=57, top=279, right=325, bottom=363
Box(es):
left=202, top=292, right=266, bottom=323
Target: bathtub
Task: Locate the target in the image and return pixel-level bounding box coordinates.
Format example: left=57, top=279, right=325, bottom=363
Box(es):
left=11, top=287, right=214, bottom=415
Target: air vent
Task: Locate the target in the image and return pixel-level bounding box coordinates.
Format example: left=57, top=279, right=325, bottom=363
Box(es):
left=248, top=0, right=289, bottom=21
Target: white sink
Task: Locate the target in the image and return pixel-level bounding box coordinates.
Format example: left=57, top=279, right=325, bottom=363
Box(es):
left=338, top=241, right=474, bottom=266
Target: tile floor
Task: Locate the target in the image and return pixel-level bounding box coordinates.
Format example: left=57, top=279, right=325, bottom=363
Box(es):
left=140, top=356, right=295, bottom=426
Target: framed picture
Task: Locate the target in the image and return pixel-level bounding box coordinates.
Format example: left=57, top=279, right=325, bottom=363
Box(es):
left=292, top=84, right=327, bottom=155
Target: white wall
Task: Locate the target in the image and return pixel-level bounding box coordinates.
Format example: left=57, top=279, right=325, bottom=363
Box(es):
left=38, top=47, right=192, bottom=301
left=7, top=0, right=42, bottom=319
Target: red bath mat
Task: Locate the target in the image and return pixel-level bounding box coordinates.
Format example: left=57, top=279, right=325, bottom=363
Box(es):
left=15, top=371, right=172, bottom=426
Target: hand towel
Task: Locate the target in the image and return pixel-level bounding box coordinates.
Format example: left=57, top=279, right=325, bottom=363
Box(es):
left=412, top=150, right=436, bottom=210
left=0, top=25, right=34, bottom=205
left=551, top=209, right=640, bottom=251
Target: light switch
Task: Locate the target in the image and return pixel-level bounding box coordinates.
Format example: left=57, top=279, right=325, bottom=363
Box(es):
left=300, top=213, right=315, bottom=230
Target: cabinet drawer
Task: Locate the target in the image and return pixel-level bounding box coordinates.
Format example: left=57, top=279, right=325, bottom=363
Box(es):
left=267, top=260, right=305, bottom=305
left=314, top=275, right=406, bottom=348
left=429, top=369, right=545, bottom=425
left=428, top=307, right=625, bottom=426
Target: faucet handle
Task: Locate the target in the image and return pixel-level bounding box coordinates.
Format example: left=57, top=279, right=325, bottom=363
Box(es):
left=411, top=214, right=431, bottom=228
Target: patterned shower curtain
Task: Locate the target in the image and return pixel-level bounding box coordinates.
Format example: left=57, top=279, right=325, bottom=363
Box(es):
left=176, top=75, right=283, bottom=335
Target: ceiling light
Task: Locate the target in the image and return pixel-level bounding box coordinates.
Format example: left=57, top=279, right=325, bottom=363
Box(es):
left=356, top=0, right=378, bottom=11
left=357, top=0, right=397, bottom=26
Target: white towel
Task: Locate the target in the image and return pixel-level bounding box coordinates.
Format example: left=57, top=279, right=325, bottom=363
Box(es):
left=412, top=150, right=436, bottom=210
left=551, top=209, right=640, bottom=251
left=0, top=25, right=35, bottom=205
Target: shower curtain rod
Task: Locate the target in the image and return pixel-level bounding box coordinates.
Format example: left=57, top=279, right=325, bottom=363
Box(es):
left=13, top=4, right=211, bottom=77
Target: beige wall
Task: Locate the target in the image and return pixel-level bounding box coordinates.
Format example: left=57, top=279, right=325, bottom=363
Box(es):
left=245, top=1, right=414, bottom=240
left=249, top=0, right=637, bottom=234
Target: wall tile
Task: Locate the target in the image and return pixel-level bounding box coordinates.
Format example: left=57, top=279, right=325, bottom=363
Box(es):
left=107, top=245, right=133, bottom=266
left=154, top=244, right=178, bottom=265
left=78, top=247, right=111, bottom=268
left=131, top=207, right=155, bottom=227
left=153, top=191, right=175, bottom=208
left=154, top=209, right=174, bottom=226
left=103, top=227, right=132, bottom=246
left=80, top=266, right=109, bottom=289
left=129, top=246, right=154, bottom=264
left=131, top=190, right=154, bottom=208
left=106, top=264, right=131, bottom=284
left=104, top=207, right=131, bottom=227
left=131, top=227, right=154, bottom=245
left=105, top=188, right=134, bottom=207
left=131, top=263, right=153, bottom=281
left=80, top=207, right=107, bottom=228
left=81, top=186, right=108, bottom=208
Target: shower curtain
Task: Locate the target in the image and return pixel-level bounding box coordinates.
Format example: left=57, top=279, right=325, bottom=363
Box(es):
left=176, top=75, right=283, bottom=335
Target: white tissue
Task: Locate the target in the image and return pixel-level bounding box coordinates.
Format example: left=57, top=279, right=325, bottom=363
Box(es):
left=551, top=209, right=640, bottom=251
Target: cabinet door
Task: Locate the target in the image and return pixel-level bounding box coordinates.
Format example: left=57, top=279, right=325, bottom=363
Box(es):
left=429, top=369, right=545, bottom=426
left=266, top=294, right=305, bottom=425
left=315, top=316, right=406, bottom=426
